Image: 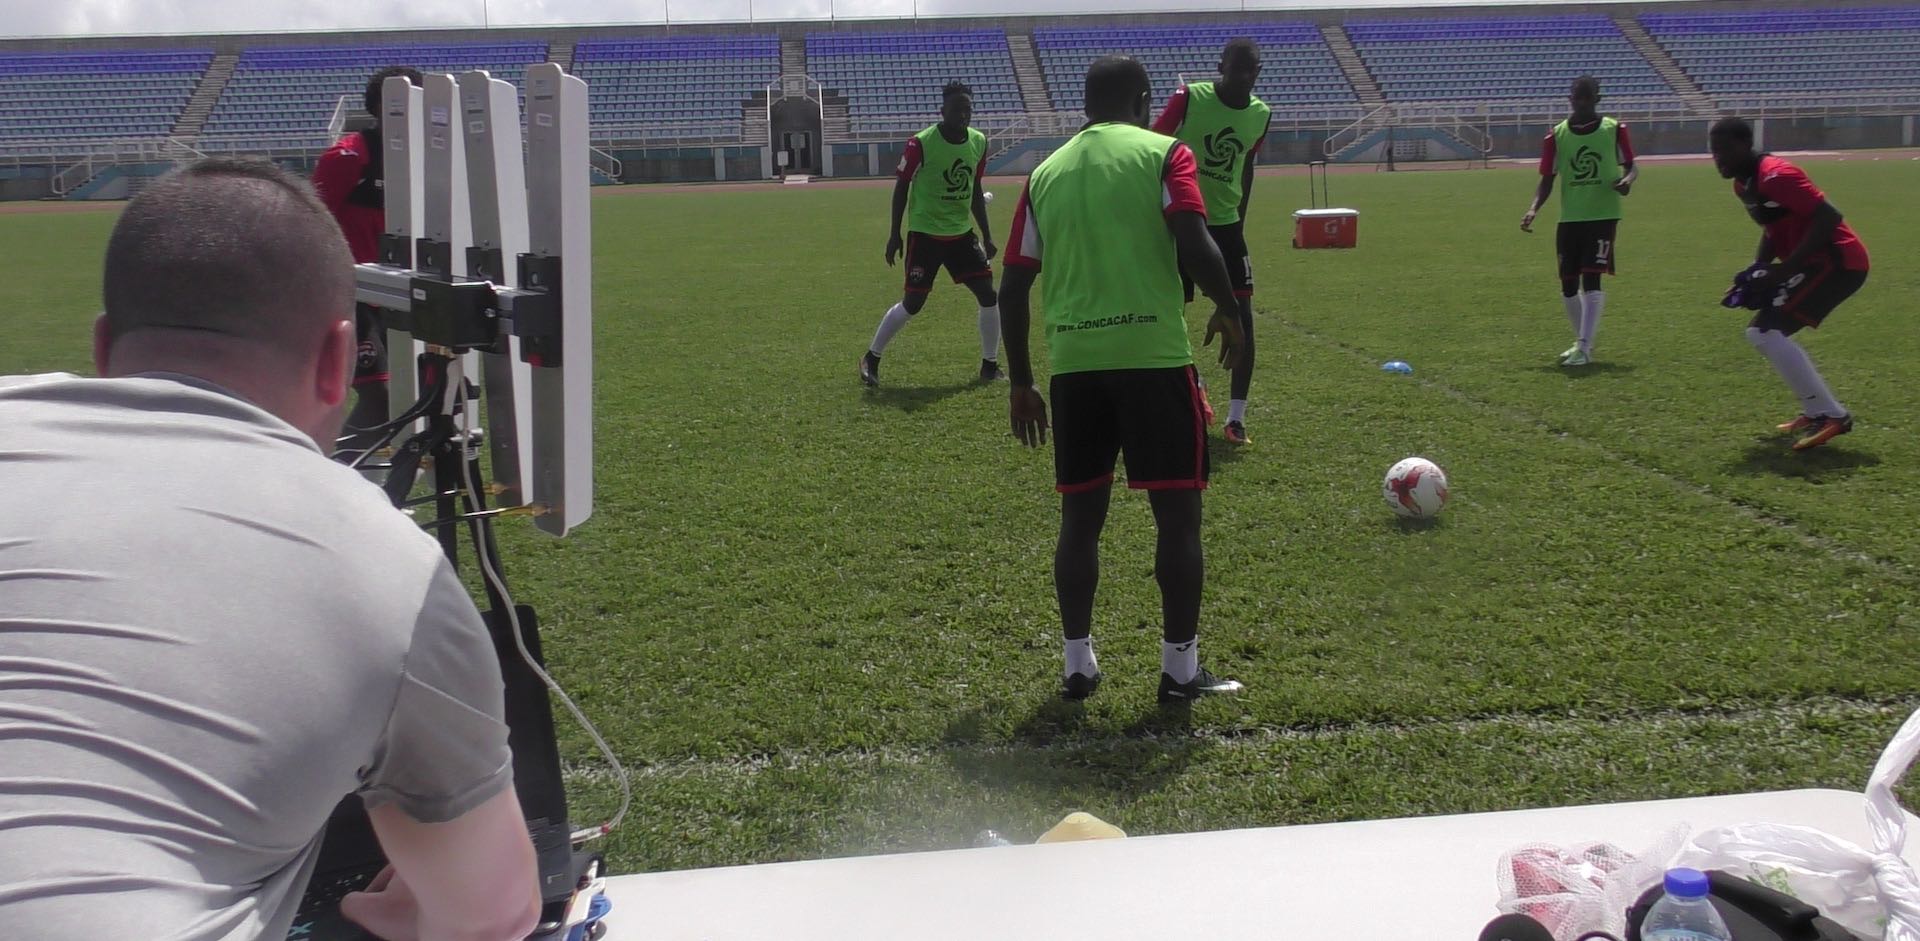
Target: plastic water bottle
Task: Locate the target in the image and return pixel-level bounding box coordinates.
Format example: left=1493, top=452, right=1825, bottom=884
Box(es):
left=1641, top=868, right=1731, bottom=941
left=973, top=829, right=1012, bottom=847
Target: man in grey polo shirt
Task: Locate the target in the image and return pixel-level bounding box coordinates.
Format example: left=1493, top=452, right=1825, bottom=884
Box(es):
left=0, top=159, right=540, bottom=939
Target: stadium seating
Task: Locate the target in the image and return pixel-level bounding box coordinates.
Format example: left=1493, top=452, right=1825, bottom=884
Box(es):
left=0, top=49, right=210, bottom=143
left=1032, top=24, right=1360, bottom=121
left=807, top=30, right=1024, bottom=136
left=200, top=42, right=547, bottom=149
left=1346, top=16, right=1677, bottom=104
left=574, top=35, right=778, bottom=140
left=1641, top=7, right=1920, bottom=109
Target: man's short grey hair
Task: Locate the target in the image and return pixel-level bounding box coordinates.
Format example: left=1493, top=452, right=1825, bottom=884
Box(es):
left=101, top=157, right=354, bottom=351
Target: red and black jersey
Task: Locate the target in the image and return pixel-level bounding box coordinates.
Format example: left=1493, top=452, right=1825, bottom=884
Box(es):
left=1735, top=154, right=1869, bottom=272
left=311, top=129, right=387, bottom=264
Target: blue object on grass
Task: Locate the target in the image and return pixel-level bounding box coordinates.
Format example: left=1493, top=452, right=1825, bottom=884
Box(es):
left=1382, top=360, right=1413, bottom=374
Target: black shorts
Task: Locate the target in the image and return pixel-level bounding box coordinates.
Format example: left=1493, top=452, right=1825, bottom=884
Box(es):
left=354, top=302, right=388, bottom=387
left=1751, top=256, right=1867, bottom=336
left=1557, top=219, right=1619, bottom=281
left=1051, top=365, right=1210, bottom=493
left=1181, top=220, right=1254, bottom=301
left=904, top=231, right=992, bottom=295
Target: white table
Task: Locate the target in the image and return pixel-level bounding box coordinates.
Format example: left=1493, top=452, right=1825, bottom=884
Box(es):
left=594, top=789, right=1904, bottom=940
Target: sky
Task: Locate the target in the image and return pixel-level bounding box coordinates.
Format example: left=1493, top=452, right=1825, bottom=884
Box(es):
left=1, top=0, right=1635, bottom=39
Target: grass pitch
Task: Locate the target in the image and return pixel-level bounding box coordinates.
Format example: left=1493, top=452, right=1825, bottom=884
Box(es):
left=3, top=155, right=1917, bottom=874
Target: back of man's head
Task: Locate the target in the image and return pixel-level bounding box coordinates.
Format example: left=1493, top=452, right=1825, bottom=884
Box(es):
left=103, top=157, right=352, bottom=351
left=99, top=158, right=357, bottom=444
left=1085, top=55, right=1152, bottom=124
left=366, top=66, right=425, bottom=124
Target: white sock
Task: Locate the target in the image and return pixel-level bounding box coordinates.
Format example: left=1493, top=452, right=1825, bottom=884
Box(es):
left=1748, top=327, right=1845, bottom=417
left=1162, top=639, right=1198, bottom=685
left=1562, top=294, right=1582, bottom=337
left=869, top=302, right=912, bottom=356
left=1227, top=399, right=1247, bottom=425
left=978, top=304, right=1001, bottom=362
left=1579, top=290, right=1605, bottom=353
left=1064, top=636, right=1097, bottom=678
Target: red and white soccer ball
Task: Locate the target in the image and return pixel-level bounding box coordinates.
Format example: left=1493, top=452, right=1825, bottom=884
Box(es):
left=1383, top=457, right=1449, bottom=519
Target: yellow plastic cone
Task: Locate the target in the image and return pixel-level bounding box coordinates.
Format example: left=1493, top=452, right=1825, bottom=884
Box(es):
left=1035, top=812, right=1127, bottom=844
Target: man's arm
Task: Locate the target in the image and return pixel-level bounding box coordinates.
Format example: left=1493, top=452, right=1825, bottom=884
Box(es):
left=971, top=157, right=995, bottom=257
left=1002, top=185, right=1047, bottom=447
left=311, top=138, right=362, bottom=218
left=1781, top=203, right=1843, bottom=272
left=1237, top=116, right=1269, bottom=222
left=886, top=139, right=921, bottom=266
left=1162, top=142, right=1242, bottom=365
left=1614, top=123, right=1639, bottom=194
left=1151, top=86, right=1189, bottom=136
left=1762, top=163, right=1842, bottom=273
left=1002, top=264, right=1038, bottom=388
left=344, top=789, right=542, bottom=941
left=339, top=564, right=539, bottom=941
left=1755, top=233, right=1776, bottom=267
left=1522, top=133, right=1555, bottom=232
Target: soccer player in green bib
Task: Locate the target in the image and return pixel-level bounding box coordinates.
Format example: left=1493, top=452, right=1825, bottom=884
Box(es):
left=1521, top=76, right=1638, bottom=367
left=1154, top=38, right=1271, bottom=445
left=1001, top=56, right=1248, bottom=703
left=860, top=81, right=1001, bottom=388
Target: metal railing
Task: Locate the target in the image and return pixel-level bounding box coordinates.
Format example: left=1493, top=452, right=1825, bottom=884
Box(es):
left=589, top=144, right=623, bottom=181
left=44, top=136, right=205, bottom=196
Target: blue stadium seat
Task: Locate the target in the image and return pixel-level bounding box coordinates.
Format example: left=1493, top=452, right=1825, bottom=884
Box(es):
left=0, top=49, right=211, bottom=143
left=1032, top=23, right=1359, bottom=122
left=574, top=36, right=776, bottom=140
left=808, top=29, right=1023, bottom=130
left=200, top=41, right=548, bottom=151
left=1344, top=15, right=1678, bottom=104
left=1641, top=7, right=1920, bottom=107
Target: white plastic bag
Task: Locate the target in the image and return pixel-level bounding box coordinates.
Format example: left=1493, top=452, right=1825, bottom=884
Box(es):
left=1670, top=706, right=1920, bottom=941
left=1495, top=826, right=1688, bottom=941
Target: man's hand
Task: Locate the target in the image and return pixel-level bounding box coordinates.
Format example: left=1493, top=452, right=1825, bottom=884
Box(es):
left=1612, top=177, right=1633, bottom=196
left=340, top=866, right=421, bottom=941
left=1010, top=385, right=1048, bottom=448
left=1520, top=208, right=1538, bottom=233
left=885, top=234, right=904, bottom=267
left=1205, top=305, right=1245, bottom=370
left=982, top=239, right=998, bottom=261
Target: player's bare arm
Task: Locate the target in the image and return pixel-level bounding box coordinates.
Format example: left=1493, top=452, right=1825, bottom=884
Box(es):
left=999, top=264, right=1047, bottom=447
left=1614, top=161, right=1639, bottom=196
left=972, top=186, right=996, bottom=260
left=885, top=173, right=910, bottom=266
left=1238, top=141, right=1258, bottom=222
left=1754, top=233, right=1775, bottom=267
left=1169, top=210, right=1243, bottom=369
left=1522, top=174, right=1554, bottom=232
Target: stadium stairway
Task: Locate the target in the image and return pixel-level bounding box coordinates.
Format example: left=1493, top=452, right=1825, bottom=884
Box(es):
left=1320, top=24, right=1385, bottom=109
left=171, top=51, right=237, bottom=141
left=547, top=40, right=574, bottom=73
left=1614, top=15, right=1715, bottom=114
left=780, top=37, right=806, bottom=79
left=1005, top=32, right=1053, bottom=116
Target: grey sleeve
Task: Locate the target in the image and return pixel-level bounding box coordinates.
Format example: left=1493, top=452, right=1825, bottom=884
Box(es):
left=359, top=561, right=514, bottom=824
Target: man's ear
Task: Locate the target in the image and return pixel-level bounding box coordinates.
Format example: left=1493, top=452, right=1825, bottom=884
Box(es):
left=316, top=319, right=356, bottom=409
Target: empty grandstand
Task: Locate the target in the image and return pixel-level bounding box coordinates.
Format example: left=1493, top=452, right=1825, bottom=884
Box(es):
left=0, top=49, right=209, bottom=144
left=1642, top=6, right=1920, bottom=113
left=574, top=35, right=779, bottom=142
left=1346, top=15, right=1677, bottom=107
left=807, top=29, right=1023, bottom=137
left=1033, top=23, right=1361, bottom=122
left=199, top=41, right=547, bottom=150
